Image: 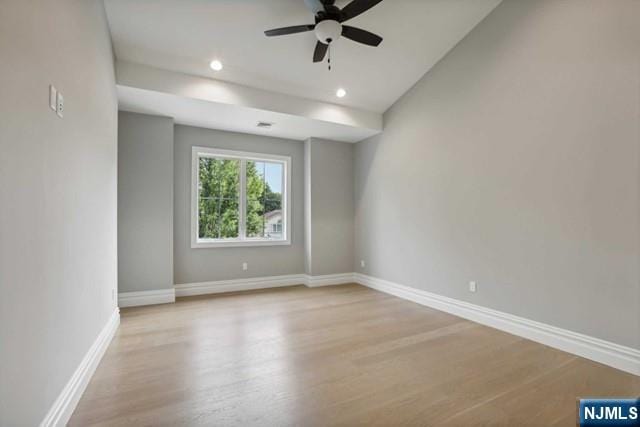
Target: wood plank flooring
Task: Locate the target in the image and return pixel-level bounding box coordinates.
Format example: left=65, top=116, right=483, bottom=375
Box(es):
left=69, top=284, right=639, bottom=426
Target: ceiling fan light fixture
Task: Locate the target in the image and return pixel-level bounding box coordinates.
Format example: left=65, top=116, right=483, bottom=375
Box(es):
left=209, top=59, right=223, bottom=71
left=263, top=0, right=385, bottom=65
left=336, top=88, right=347, bottom=98
left=315, top=20, right=342, bottom=44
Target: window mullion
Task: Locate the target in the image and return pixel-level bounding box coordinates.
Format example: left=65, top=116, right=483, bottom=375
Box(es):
left=239, top=159, right=246, bottom=241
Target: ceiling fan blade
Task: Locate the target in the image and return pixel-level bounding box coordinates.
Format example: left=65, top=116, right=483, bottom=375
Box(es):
left=264, top=24, right=315, bottom=37
left=313, top=42, right=328, bottom=62
left=341, top=25, right=382, bottom=47
left=304, top=0, right=325, bottom=15
left=340, top=0, right=384, bottom=22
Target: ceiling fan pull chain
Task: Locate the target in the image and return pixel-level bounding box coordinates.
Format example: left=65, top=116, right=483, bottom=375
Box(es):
left=328, top=44, right=332, bottom=71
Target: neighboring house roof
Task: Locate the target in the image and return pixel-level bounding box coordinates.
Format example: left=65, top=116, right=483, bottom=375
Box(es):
left=264, top=210, right=281, bottom=220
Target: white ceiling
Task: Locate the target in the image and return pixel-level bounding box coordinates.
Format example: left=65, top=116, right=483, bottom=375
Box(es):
left=105, top=0, right=501, bottom=114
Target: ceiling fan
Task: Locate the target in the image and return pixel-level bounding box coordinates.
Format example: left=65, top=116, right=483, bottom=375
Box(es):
left=264, top=0, right=384, bottom=68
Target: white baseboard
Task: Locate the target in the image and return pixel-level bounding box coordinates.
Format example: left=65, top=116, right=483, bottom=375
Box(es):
left=353, top=273, right=640, bottom=376
left=305, top=273, right=356, bottom=287
left=175, top=274, right=307, bottom=297
left=174, top=273, right=357, bottom=297
left=40, top=307, right=120, bottom=427
left=118, top=288, right=175, bottom=308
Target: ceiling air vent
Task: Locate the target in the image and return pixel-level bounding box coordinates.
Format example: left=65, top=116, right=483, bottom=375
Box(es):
left=257, top=121, right=274, bottom=129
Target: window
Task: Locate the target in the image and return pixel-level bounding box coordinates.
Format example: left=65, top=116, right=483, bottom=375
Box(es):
left=191, top=147, right=291, bottom=248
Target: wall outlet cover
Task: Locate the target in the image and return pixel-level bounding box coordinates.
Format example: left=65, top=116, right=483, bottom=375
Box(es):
left=56, top=91, right=64, bottom=118
left=49, top=85, right=57, bottom=111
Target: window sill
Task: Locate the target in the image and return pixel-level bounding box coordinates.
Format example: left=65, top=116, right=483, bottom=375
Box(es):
left=191, top=239, right=291, bottom=249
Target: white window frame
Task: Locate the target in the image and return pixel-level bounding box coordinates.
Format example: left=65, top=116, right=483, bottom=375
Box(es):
left=191, top=146, right=291, bottom=248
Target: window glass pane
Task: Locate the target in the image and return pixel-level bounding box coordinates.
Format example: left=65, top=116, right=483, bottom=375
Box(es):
left=264, top=162, right=283, bottom=196
left=246, top=198, right=264, bottom=238
left=246, top=160, right=284, bottom=240
left=264, top=162, right=283, bottom=239
left=198, top=157, right=239, bottom=239
left=246, top=161, right=265, bottom=201
left=246, top=161, right=265, bottom=238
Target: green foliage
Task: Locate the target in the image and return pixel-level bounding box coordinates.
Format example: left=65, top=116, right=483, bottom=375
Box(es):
left=198, top=158, right=239, bottom=239
left=246, top=161, right=282, bottom=237
left=246, top=161, right=264, bottom=237
left=198, top=158, right=282, bottom=240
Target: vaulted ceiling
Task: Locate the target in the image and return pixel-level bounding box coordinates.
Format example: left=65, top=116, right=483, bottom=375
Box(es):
left=105, top=0, right=501, bottom=141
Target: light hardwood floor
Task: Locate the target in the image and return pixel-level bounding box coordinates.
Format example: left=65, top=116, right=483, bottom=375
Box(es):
left=70, top=284, right=639, bottom=426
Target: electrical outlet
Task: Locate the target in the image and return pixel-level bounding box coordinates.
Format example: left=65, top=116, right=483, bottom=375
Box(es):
left=242, top=262, right=248, bottom=271
left=56, top=91, right=64, bottom=118
left=469, top=281, right=477, bottom=293
left=49, top=85, right=57, bottom=111
left=360, top=260, right=365, bottom=268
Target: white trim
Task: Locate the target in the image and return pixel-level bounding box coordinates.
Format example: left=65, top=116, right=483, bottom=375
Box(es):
left=175, top=273, right=356, bottom=297
left=190, top=146, right=292, bottom=248
left=239, top=157, right=246, bottom=240
left=194, top=147, right=294, bottom=163
left=175, top=274, right=307, bottom=297
left=353, top=273, right=640, bottom=376
left=40, top=308, right=120, bottom=427
left=190, top=239, right=292, bottom=249
left=118, top=288, right=175, bottom=308
left=190, top=146, right=200, bottom=247
left=305, top=273, right=356, bottom=288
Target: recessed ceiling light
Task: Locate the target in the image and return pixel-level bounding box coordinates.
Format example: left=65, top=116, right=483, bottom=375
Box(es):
left=209, top=60, right=223, bottom=71
left=336, top=88, right=347, bottom=98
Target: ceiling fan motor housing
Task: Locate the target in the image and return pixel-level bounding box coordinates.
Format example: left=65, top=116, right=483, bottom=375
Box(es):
left=315, top=20, right=342, bottom=44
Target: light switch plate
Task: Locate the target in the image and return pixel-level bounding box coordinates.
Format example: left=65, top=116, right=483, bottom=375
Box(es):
left=49, top=85, right=57, bottom=111
left=56, top=91, right=64, bottom=118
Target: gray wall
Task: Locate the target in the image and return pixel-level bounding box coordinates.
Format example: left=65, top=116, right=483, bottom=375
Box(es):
left=305, top=139, right=355, bottom=276
left=0, top=1, right=118, bottom=425
left=118, top=112, right=174, bottom=293
left=174, top=125, right=305, bottom=284
left=354, top=0, right=640, bottom=349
